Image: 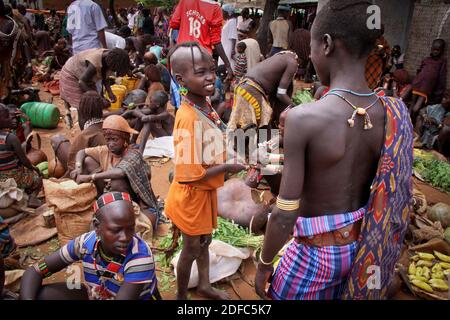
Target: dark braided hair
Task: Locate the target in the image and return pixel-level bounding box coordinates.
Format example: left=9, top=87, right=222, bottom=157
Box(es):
left=78, top=91, right=103, bottom=129
left=167, top=41, right=213, bottom=75
left=104, top=48, right=131, bottom=77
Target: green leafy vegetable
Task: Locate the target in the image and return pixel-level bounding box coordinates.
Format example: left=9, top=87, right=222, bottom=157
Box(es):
left=292, top=89, right=314, bottom=105
left=413, top=157, right=450, bottom=195
left=156, top=217, right=264, bottom=264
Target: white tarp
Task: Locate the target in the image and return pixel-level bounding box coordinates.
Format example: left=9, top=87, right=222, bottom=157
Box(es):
left=171, top=240, right=251, bottom=288
left=143, top=136, right=175, bottom=159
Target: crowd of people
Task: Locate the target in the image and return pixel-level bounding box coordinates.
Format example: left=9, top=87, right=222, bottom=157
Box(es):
left=0, top=0, right=448, bottom=301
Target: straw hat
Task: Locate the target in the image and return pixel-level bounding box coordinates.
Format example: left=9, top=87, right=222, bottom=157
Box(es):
left=103, top=115, right=139, bottom=135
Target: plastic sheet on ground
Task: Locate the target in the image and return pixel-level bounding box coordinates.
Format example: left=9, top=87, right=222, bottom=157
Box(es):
left=143, top=136, right=174, bottom=159
left=171, top=240, right=251, bottom=289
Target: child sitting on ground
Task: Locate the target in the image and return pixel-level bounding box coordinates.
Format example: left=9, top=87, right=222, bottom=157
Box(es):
left=401, top=39, right=447, bottom=124
left=123, top=91, right=174, bottom=154
left=139, top=65, right=166, bottom=104
left=416, top=89, right=450, bottom=150
left=0, top=104, right=42, bottom=208
left=142, top=52, right=171, bottom=92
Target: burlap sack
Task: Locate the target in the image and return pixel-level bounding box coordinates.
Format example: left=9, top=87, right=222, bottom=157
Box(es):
left=132, top=202, right=153, bottom=246
left=43, top=179, right=97, bottom=245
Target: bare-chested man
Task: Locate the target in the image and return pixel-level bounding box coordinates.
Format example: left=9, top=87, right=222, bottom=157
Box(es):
left=227, top=50, right=298, bottom=132
left=255, top=1, right=413, bottom=300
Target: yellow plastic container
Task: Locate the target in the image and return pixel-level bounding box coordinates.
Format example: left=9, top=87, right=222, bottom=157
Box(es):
left=108, top=85, right=127, bottom=110
left=122, top=76, right=139, bottom=91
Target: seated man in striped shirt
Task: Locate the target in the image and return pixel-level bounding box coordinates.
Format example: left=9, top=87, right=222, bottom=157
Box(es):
left=19, top=192, right=161, bottom=300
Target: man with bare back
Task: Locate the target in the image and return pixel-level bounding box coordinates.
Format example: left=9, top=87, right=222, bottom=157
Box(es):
left=255, top=0, right=413, bottom=300
left=227, top=50, right=298, bottom=132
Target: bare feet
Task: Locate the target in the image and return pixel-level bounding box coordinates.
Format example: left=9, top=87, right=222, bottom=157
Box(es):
left=196, top=285, right=230, bottom=300
left=28, top=197, right=42, bottom=209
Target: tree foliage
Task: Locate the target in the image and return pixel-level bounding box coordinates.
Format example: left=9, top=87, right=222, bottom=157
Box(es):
left=138, top=0, right=179, bottom=8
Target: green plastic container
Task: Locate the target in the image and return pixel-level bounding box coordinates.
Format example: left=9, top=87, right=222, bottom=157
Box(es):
left=20, top=102, right=60, bottom=129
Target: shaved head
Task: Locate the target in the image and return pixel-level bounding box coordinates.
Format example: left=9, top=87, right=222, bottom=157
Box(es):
left=95, top=199, right=135, bottom=257
left=96, top=200, right=134, bottom=222
left=168, top=42, right=212, bottom=75
left=144, top=51, right=158, bottom=65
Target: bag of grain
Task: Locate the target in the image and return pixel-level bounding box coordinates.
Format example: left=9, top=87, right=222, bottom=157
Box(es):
left=43, top=179, right=97, bottom=245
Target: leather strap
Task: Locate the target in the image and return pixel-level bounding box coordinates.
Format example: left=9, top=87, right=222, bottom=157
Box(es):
left=295, top=219, right=362, bottom=247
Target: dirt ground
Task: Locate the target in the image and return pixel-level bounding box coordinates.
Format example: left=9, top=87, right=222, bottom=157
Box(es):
left=5, top=82, right=450, bottom=301
left=8, top=86, right=260, bottom=300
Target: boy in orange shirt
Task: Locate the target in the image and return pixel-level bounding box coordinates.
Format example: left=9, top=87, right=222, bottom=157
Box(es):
left=165, top=42, right=246, bottom=300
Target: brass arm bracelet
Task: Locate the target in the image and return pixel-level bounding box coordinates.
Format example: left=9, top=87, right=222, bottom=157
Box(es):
left=259, top=254, right=274, bottom=266
left=276, top=196, right=300, bottom=211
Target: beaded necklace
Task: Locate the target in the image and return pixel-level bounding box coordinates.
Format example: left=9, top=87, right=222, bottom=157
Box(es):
left=93, top=240, right=125, bottom=284
left=327, top=88, right=377, bottom=97
left=323, top=91, right=379, bottom=130
left=83, top=118, right=103, bottom=130
left=182, top=97, right=227, bottom=131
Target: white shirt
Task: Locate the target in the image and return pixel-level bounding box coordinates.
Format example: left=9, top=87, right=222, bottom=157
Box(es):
left=218, top=17, right=238, bottom=68
left=67, top=0, right=108, bottom=55
left=105, top=31, right=126, bottom=49
left=128, top=12, right=138, bottom=30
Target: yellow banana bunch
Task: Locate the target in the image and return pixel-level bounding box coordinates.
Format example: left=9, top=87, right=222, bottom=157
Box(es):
left=443, top=269, right=450, bottom=276
left=417, top=252, right=435, bottom=261
left=431, top=271, right=445, bottom=280
left=417, top=260, right=433, bottom=267
left=422, top=266, right=431, bottom=280
left=439, top=262, right=450, bottom=269
left=428, top=279, right=449, bottom=291
left=409, top=274, right=429, bottom=283
left=434, top=251, right=450, bottom=263
left=431, top=263, right=442, bottom=273
left=411, top=279, right=434, bottom=293
left=408, top=262, right=416, bottom=275
left=416, top=266, right=423, bottom=277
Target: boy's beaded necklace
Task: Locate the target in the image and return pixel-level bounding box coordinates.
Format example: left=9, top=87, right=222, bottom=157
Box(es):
left=322, top=89, right=380, bottom=130
left=182, top=97, right=227, bottom=131
left=93, top=239, right=125, bottom=284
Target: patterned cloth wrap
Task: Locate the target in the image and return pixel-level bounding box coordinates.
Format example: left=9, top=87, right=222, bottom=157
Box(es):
left=115, top=149, right=160, bottom=220
left=227, top=77, right=272, bottom=131
left=341, top=97, right=413, bottom=300
left=269, top=96, right=413, bottom=300
left=269, top=208, right=366, bottom=300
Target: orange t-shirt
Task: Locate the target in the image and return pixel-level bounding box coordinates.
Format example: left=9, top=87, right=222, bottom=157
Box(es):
left=164, top=102, right=225, bottom=236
